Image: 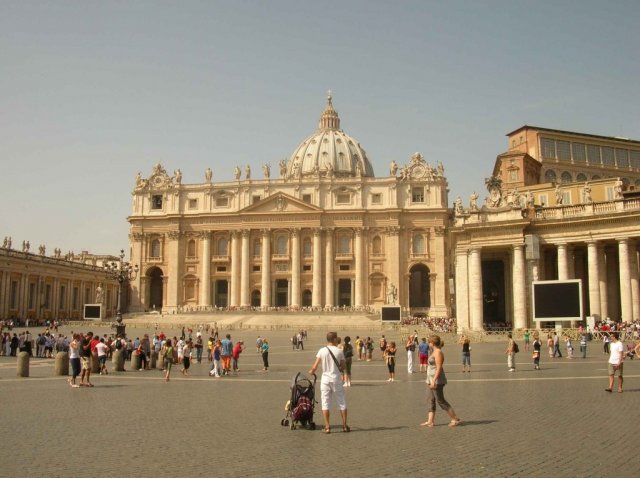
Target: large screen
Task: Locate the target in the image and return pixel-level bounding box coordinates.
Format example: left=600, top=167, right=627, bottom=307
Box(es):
left=381, top=306, right=401, bottom=321
left=84, top=305, right=102, bottom=320
left=532, top=280, right=582, bottom=321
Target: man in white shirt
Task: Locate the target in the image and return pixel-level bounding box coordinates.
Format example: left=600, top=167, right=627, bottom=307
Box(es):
left=95, top=337, right=110, bottom=375
left=606, top=332, right=624, bottom=393
left=309, top=332, right=349, bottom=433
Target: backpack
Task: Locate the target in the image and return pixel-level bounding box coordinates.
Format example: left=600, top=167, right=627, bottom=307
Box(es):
left=513, top=342, right=519, bottom=353
left=292, top=396, right=313, bottom=422
left=115, top=339, right=123, bottom=350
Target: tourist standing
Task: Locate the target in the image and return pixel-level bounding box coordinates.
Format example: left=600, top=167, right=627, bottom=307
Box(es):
left=379, top=335, right=387, bottom=357
left=366, top=336, right=374, bottom=361
left=547, top=334, right=554, bottom=358
left=221, top=334, right=233, bottom=375
left=603, top=334, right=610, bottom=355
left=79, top=332, right=94, bottom=387
left=68, top=334, right=81, bottom=388
left=354, top=336, right=363, bottom=360
left=553, top=332, right=562, bottom=358
left=161, top=339, right=174, bottom=382
left=209, top=340, right=222, bottom=377
left=384, top=341, right=397, bottom=382
left=181, top=339, right=192, bottom=376
left=418, top=337, right=429, bottom=373
left=309, top=332, right=349, bottom=433
left=95, top=338, right=109, bottom=375
left=580, top=333, right=588, bottom=359
left=566, top=336, right=574, bottom=359
left=421, top=335, right=461, bottom=428
left=605, top=332, right=624, bottom=393
left=232, top=340, right=244, bottom=373
left=261, top=338, right=269, bottom=371
left=406, top=334, right=416, bottom=374
left=195, top=335, right=203, bottom=363
left=523, top=329, right=531, bottom=352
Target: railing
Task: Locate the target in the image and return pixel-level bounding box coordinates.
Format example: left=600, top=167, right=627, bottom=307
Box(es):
left=535, top=198, right=640, bottom=221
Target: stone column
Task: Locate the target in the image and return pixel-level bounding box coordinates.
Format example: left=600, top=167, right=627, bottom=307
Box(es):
left=587, top=241, right=601, bottom=320
left=325, top=229, right=334, bottom=307
left=512, top=244, right=526, bottom=329
left=386, top=226, right=401, bottom=306
left=0, top=271, right=6, bottom=318
left=312, top=229, right=322, bottom=308
left=240, top=229, right=250, bottom=308
left=229, top=231, right=240, bottom=307
left=432, top=227, right=447, bottom=316
left=455, top=249, right=469, bottom=331
left=261, top=229, right=271, bottom=309
left=354, top=228, right=364, bottom=307
left=165, top=231, right=181, bottom=312
left=619, top=239, right=632, bottom=322
left=557, top=243, right=569, bottom=280
left=598, top=246, right=608, bottom=320
left=630, top=245, right=639, bottom=321
left=200, top=232, right=212, bottom=307
left=469, top=247, right=483, bottom=331
left=290, top=229, right=300, bottom=308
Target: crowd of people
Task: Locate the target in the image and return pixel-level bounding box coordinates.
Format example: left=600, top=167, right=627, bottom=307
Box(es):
left=400, top=316, right=457, bottom=333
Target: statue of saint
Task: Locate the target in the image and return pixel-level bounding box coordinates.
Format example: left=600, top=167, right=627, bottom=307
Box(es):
left=387, top=283, right=397, bottom=305
left=614, top=178, right=623, bottom=199
left=205, top=167, right=213, bottom=183
left=95, top=283, right=104, bottom=304
left=583, top=182, right=592, bottom=204
left=555, top=185, right=563, bottom=205
left=279, top=159, right=287, bottom=178
left=454, top=196, right=463, bottom=215
left=38, top=244, right=45, bottom=256
left=526, top=191, right=534, bottom=208
left=135, top=172, right=142, bottom=187
left=174, top=169, right=182, bottom=184
left=262, top=163, right=270, bottom=179
left=469, top=191, right=479, bottom=211
left=326, top=162, right=334, bottom=178
left=437, top=161, right=444, bottom=177
left=389, top=160, right=398, bottom=177
left=234, top=165, right=241, bottom=180
left=2, top=237, right=6, bottom=248
left=245, top=165, right=251, bottom=180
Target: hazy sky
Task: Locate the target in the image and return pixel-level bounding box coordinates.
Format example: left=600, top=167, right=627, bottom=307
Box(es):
left=2, top=1, right=639, bottom=255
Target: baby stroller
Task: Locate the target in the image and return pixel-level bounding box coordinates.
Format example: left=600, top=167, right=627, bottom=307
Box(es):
left=281, top=372, right=316, bottom=430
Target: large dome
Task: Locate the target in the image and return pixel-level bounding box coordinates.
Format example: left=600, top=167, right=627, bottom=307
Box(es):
left=286, top=94, right=375, bottom=179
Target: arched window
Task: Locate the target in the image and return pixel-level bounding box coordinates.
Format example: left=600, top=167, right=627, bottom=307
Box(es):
left=544, top=169, right=557, bottom=183
left=338, top=235, right=351, bottom=254
left=253, top=239, right=261, bottom=257
left=576, top=173, right=587, bottom=182
left=412, top=234, right=425, bottom=254
left=275, top=235, right=288, bottom=255
left=560, top=171, right=573, bottom=184
left=216, top=237, right=228, bottom=256
left=372, top=236, right=382, bottom=255
left=187, top=239, right=196, bottom=258
left=592, top=175, right=601, bottom=180
left=150, top=239, right=161, bottom=258
left=303, top=238, right=312, bottom=256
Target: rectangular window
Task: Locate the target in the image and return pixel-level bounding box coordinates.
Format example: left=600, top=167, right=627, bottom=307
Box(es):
left=188, top=198, right=198, bottom=209
left=562, top=191, right=572, bottom=205
left=572, top=143, right=586, bottom=163
left=601, top=146, right=615, bottom=165
left=509, top=170, right=518, bottom=182
left=371, top=193, right=381, bottom=204
left=630, top=150, right=640, bottom=169
left=10, top=281, right=18, bottom=309
left=339, top=264, right=350, bottom=271
left=556, top=141, right=571, bottom=161
left=302, top=194, right=312, bottom=204
left=541, top=138, right=556, bottom=158
left=252, top=265, right=261, bottom=272
left=252, top=195, right=261, bottom=204
left=303, top=265, right=312, bottom=272
left=587, top=144, right=601, bottom=165
left=28, top=283, right=36, bottom=309
left=615, top=149, right=629, bottom=168
left=216, top=266, right=227, bottom=272
left=411, top=187, right=424, bottom=203
left=606, top=187, right=614, bottom=201
left=538, top=194, right=548, bottom=207
left=215, top=197, right=229, bottom=207
left=336, top=193, right=351, bottom=204
left=151, top=195, right=163, bottom=209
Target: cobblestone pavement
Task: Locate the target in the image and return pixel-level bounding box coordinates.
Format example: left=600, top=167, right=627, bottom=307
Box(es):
left=0, top=324, right=638, bottom=477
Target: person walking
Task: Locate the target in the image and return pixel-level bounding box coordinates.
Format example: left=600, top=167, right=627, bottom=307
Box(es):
left=309, top=331, right=349, bottom=434
left=523, top=329, right=531, bottom=352
left=221, top=334, right=233, bottom=376
left=566, top=336, right=574, bottom=359
left=161, top=339, right=174, bottom=382
left=532, top=333, right=541, bottom=370
left=605, top=332, right=624, bottom=393
left=194, top=335, right=203, bottom=363
left=232, top=340, right=244, bottom=373
left=79, top=332, right=94, bottom=387
left=547, top=334, right=554, bottom=358
left=260, top=338, right=270, bottom=371
left=553, top=332, right=562, bottom=358
left=506, top=333, right=517, bottom=372
left=383, top=341, right=397, bottom=382
left=209, top=340, right=222, bottom=377
left=341, top=336, right=353, bottom=387
left=181, top=338, right=192, bottom=376
left=420, top=335, right=461, bottom=428
left=460, top=335, right=471, bottom=373
left=95, top=337, right=109, bottom=375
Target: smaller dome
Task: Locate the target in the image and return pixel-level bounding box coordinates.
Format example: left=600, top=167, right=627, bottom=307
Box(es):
left=287, top=94, right=374, bottom=179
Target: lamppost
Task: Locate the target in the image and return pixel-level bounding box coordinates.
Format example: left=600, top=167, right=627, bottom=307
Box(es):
left=104, top=249, right=139, bottom=329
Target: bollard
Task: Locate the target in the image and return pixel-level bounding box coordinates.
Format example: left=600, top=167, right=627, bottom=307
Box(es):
left=54, top=352, right=69, bottom=376
left=17, top=351, right=29, bottom=377
left=131, top=352, right=142, bottom=370
left=150, top=350, right=157, bottom=369
left=91, top=354, right=100, bottom=373
left=158, top=351, right=165, bottom=370
left=112, top=349, right=125, bottom=372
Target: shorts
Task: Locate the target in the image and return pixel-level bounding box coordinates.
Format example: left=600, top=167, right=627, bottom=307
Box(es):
left=608, top=363, right=623, bottom=376
left=81, top=357, right=90, bottom=370
left=320, top=381, right=347, bottom=411
left=98, top=355, right=107, bottom=365
left=419, top=354, right=428, bottom=365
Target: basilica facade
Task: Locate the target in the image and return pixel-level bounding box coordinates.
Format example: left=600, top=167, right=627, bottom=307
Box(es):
left=128, top=96, right=451, bottom=316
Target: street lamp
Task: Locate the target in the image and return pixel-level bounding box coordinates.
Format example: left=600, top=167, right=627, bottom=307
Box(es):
left=104, top=249, right=139, bottom=325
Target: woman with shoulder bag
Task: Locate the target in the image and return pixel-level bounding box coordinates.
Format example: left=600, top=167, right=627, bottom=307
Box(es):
left=161, top=339, right=174, bottom=382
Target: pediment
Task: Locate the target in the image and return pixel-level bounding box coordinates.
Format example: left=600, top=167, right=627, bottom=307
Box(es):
left=241, top=192, right=323, bottom=214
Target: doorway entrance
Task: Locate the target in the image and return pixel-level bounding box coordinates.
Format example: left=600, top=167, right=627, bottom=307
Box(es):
left=215, top=280, right=228, bottom=308
left=147, top=267, right=163, bottom=310
left=275, top=279, right=289, bottom=307
left=409, top=264, right=430, bottom=308
left=338, top=279, right=352, bottom=307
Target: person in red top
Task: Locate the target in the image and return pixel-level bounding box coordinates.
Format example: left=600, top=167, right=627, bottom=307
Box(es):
left=232, top=340, right=244, bottom=373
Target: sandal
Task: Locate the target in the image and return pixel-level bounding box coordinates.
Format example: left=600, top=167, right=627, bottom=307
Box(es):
left=322, top=427, right=331, bottom=434
left=448, top=419, right=461, bottom=427
left=342, top=425, right=350, bottom=433
left=420, top=421, right=434, bottom=427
